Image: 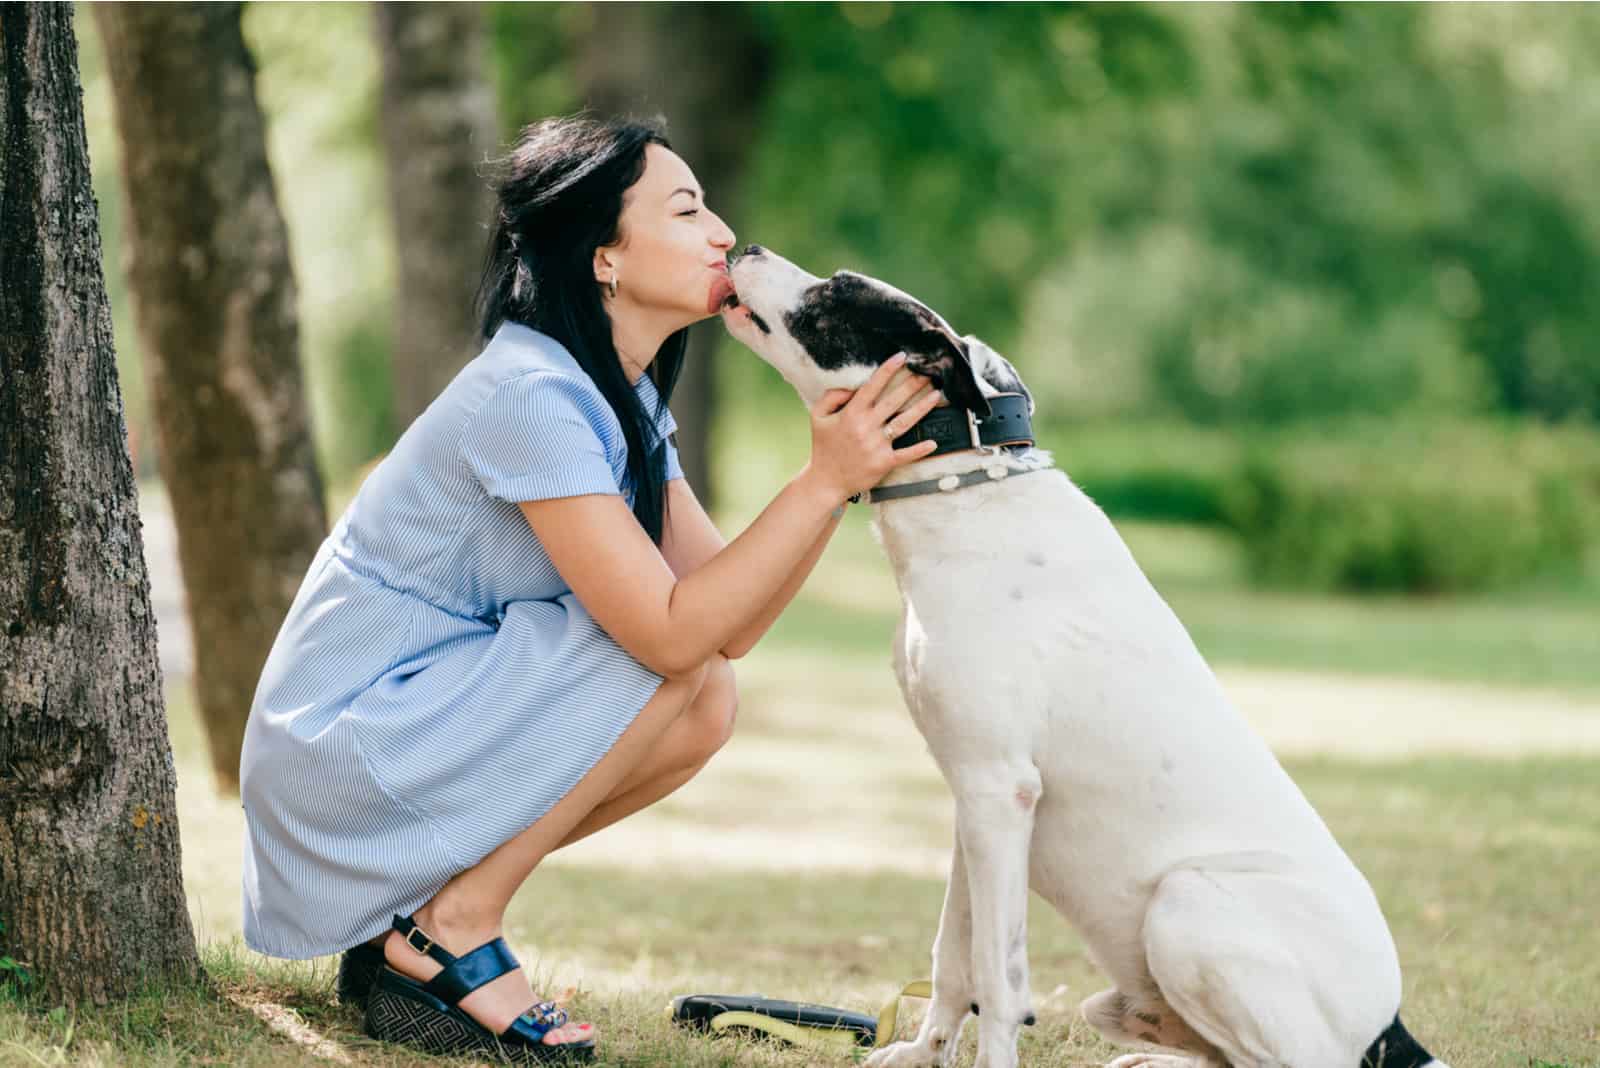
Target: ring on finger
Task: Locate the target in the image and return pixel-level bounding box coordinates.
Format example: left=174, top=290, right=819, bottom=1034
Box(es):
left=883, top=423, right=898, bottom=439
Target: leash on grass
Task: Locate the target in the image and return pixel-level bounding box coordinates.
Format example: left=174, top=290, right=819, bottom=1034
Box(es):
left=668, top=977, right=933, bottom=1055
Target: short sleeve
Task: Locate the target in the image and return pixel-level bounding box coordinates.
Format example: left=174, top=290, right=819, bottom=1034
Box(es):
left=663, top=431, right=685, bottom=482
left=639, top=383, right=684, bottom=483
left=460, top=372, right=621, bottom=503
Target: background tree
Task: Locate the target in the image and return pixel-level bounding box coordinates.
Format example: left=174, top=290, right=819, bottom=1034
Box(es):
left=372, top=1, right=500, bottom=435
left=0, top=1, right=200, bottom=1003
left=92, top=2, right=327, bottom=792
left=575, top=1, right=775, bottom=508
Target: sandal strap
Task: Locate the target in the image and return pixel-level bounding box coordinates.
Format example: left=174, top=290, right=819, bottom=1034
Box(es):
left=421, top=937, right=521, bottom=1006
left=391, top=914, right=456, bottom=970
left=503, top=999, right=571, bottom=1043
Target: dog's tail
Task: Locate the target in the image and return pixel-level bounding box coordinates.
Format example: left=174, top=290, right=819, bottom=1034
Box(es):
left=1361, top=1015, right=1448, bottom=1068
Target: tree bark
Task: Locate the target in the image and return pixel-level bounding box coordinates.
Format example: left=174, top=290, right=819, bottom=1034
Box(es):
left=373, top=2, right=500, bottom=435
left=0, top=1, right=201, bottom=1004
left=91, top=2, right=326, bottom=793
left=577, top=2, right=774, bottom=512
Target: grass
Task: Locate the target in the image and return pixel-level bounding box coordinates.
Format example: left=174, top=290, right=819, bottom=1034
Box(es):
left=5, top=710, right=1596, bottom=1066
left=3, top=470, right=1598, bottom=1065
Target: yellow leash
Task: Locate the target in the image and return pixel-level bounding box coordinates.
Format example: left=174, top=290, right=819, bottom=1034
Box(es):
left=707, top=1010, right=863, bottom=1054
left=872, top=979, right=933, bottom=1049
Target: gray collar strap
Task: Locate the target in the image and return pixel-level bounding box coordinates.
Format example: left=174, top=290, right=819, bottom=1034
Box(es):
left=866, top=453, right=1055, bottom=503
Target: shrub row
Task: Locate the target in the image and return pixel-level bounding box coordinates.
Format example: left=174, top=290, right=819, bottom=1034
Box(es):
left=1221, top=421, right=1599, bottom=593
left=1054, top=421, right=1240, bottom=525
left=1058, top=419, right=1600, bottom=593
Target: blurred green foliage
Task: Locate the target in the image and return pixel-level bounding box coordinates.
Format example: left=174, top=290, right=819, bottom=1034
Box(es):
left=77, top=2, right=1600, bottom=594
left=1053, top=420, right=1242, bottom=525
left=1036, top=418, right=1600, bottom=593
left=1221, top=420, right=1600, bottom=592
left=744, top=4, right=1600, bottom=425
left=740, top=3, right=1191, bottom=356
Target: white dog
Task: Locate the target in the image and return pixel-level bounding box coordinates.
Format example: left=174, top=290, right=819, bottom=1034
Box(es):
left=718, top=246, right=1447, bottom=1068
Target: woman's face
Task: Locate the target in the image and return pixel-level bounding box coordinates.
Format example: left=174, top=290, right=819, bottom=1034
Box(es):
left=596, top=144, right=738, bottom=328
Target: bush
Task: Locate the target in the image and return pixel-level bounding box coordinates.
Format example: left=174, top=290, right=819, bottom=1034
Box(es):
left=1048, top=420, right=1241, bottom=524
left=1220, top=420, right=1600, bottom=593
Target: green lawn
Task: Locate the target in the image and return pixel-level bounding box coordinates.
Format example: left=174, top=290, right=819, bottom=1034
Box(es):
left=4, top=488, right=1598, bottom=1066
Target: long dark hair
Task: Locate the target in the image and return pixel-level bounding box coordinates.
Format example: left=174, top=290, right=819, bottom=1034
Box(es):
left=475, top=114, right=687, bottom=545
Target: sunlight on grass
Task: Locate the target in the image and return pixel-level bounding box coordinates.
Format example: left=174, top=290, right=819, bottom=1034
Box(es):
left=9, top=729, right=1598, bottom=1065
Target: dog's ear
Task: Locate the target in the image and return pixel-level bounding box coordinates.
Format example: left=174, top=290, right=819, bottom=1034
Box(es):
left=902, top=324, right=991, bottom=419
left=965, top=334, right=1034, bottom=416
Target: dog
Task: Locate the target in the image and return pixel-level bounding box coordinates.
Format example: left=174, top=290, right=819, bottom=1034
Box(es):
left=718, top=245, right=1447, bottom=1068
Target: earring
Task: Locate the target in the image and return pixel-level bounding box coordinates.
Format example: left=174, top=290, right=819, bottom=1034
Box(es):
left=608, top=274, right=619, bottom=299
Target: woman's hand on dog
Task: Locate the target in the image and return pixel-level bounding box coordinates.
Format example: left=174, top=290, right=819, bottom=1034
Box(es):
left=804, top=352, right=944, bottom=503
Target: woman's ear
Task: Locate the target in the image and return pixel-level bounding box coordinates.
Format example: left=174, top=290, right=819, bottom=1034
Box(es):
left=903, top=325, right=991, bottom=418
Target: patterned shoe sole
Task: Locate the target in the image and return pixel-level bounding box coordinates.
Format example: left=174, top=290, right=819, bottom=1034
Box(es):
left=365, top=981, right=594, bottom=1064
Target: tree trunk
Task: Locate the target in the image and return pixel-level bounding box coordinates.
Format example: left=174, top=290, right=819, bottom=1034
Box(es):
left=373, top=2, right=500, bottom=435
left=577, top=2, right=774, bottom=512
left=0, top=1, right=201, bottom=1005
left=91, top=2, right=327, bottom=793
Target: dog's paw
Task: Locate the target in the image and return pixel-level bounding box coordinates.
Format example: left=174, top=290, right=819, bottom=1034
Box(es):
left=865, top=1039, right=949, bottom=1068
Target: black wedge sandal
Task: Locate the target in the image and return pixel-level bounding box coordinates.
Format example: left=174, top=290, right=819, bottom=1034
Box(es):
left=363, top=915, right=595, bottom=1064
left=336, top=941, right=385, bottom=1008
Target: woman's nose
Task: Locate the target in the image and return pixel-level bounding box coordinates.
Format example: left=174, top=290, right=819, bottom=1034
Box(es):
left=710, top=217, right=736, bottom=251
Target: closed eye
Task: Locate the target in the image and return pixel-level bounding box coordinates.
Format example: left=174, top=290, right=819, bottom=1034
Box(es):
left=678, top=209, right=699, bottom=216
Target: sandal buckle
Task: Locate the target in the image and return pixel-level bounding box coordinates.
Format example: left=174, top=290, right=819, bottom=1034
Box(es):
left=404, top=926, right=434, bottom=955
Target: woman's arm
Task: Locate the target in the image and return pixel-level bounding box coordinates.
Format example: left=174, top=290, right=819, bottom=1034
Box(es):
left=519, top=466, right=841, bottom=679
left=516, top=357, right=938, bottom=680
left=660, top=476, right=840, bottom=660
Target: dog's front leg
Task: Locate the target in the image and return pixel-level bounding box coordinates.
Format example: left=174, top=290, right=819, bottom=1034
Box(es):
left=957, top=763, right=1040, bottom=1068
left=865, top=832, right=975, bottom=1068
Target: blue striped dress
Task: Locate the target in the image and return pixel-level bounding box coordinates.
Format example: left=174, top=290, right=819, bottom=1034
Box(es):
left=239, top=321, right=683, bottom=959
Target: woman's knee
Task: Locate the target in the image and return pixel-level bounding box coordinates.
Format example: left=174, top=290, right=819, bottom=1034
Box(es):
left=683, top=654, right=737, bottom=760
left=659, top=656, right=713, bottom=705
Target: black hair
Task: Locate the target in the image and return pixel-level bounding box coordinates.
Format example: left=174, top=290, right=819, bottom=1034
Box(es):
left=474, top=114, right=685, bottom=545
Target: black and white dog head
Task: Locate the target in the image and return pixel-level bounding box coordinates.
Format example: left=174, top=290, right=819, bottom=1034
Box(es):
left=719, top=245, right=1033, bottom=419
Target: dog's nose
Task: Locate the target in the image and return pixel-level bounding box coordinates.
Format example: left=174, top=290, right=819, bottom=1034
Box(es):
left=741, top=244, right=765, bottom=258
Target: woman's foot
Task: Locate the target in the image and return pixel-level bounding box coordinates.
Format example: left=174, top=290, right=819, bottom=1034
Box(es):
left=382, top=905, right=593, bottom=1048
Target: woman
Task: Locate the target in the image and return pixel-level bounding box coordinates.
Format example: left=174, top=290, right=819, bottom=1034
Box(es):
left=238, top=114, right=944, bottom=1063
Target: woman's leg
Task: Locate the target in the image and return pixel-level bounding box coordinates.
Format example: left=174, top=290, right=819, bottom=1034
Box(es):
left=553, top=652, right=737, bottom=850
left=356, top=658, right=736, bottom=948
left=383, top=656, right=724, bottom=1046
